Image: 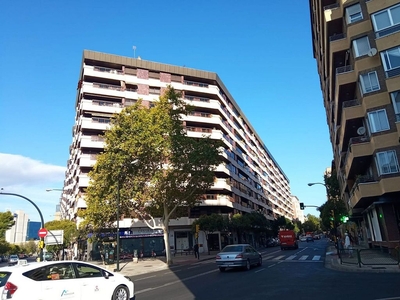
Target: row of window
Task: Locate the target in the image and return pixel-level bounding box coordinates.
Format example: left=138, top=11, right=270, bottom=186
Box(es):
left=346, top=3, right=400, bottom=39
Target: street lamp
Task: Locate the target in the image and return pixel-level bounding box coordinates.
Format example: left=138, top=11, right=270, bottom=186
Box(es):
left=115, top=159, right=139, bottom=272
left=307, top=182, right=338, bottom=251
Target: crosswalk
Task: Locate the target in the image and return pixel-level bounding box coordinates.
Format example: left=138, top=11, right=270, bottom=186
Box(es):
left=262, top=254, right=323, bottom=262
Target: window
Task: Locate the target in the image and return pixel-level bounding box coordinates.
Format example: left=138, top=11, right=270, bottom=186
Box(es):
left=23, top=263, right=76, bottom=281
left=346, top=4, right=363, bottom=24
left=375, top=150, right=399, bottom=175
left=367, top=109, right=390, bottom=133
left=391, top=91, right=400, bottom=120
left=359, top=71, right=380, bottom=94
left=372, top=4, right=400, bottom=37
left=381, top=46, right=400, bottom=78
left=353, top=36, right=370, bottom=57
left=75, top=263, right=105, bottom=278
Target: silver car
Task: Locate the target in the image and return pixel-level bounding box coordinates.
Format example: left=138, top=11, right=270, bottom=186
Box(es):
left=8, top=255, right=19, bottom=266
left=215, top=244, right=262, bottom=272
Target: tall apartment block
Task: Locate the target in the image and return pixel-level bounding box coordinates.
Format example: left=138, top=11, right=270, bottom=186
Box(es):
left=60, top=50, right=293, bottom=252
left=309, top=0, right=400, bottom=248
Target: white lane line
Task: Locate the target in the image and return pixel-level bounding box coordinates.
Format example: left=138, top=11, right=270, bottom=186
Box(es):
left=274, top=255, right=285, bottom=260
left=312, top=255, right=321, bottom=261
left=285, top=255, right=296, bottom=260
left=134, top=275, right=157, bottom=282
left=264, top=255, right=274, bottom=260
left=299, top=255, right=308, bottom=261
left=135, top=269, right=218, bottom=295
left=254, top=268, right=265, bottom=273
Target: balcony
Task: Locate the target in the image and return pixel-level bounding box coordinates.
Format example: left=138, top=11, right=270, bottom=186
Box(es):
left=344, top=136, right=372, bottom=176
left=79, top=135, right=105, bottom=149
left=80, top=99, right=123, bottom=114
left=324, top=3, right=341, bottom=22
left=349, top=177, right=400, bottom=208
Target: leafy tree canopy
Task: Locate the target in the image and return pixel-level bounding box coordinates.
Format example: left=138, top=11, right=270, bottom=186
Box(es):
left=0, top=211, right=14, bottom=239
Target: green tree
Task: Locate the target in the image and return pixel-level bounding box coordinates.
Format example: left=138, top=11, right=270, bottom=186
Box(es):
left=192, top=214, right=225, bottom=253
left=44, top=220, right=78, bottom=258
left=303, top=214, right=320, bottom=233
left=0, top=211, right=15, bottom=239
left=318, top=170, right=347, bottom=230
left=82, top=86, right=224, bottom=265
left=24, top=240, right=38, bottom=255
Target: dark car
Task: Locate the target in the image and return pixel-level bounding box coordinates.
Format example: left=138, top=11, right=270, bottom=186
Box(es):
left=306, top=236, right=314, bottom=242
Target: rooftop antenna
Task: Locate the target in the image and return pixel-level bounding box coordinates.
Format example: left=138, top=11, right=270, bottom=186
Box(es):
left=133, top=46, right=136, bottom=58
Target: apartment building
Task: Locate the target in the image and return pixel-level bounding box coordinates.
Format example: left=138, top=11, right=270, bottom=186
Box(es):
left=309, top=0, right=400, bottom=248
left=5, top=210, right=29, bottom=244
left=60, top=50, right=293, bottom=252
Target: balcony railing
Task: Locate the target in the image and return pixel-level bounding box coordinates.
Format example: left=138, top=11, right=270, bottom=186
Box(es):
left=329, top=33, right=346, bottom=42
left=185, top=96, right=210, bottom=102
left=376, top=23, right=400, bottom=39
left=349, top=136, right=370, bottom=146
left=385, top=67, right=400, bottom=79
left=93, top=82, right=122, bottom=91
left=336, top=65, right=353, bottom=75
left=323, top=3, right=339, bottom=10
left=343, top=99, right=360, bottom=108
left=93, top=66, right=124, bottom=74
left=184, top=80, right=209, bottom=88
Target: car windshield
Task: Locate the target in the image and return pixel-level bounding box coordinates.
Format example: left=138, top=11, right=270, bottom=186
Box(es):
left=0, top=272, right=11, bottom=287
left=221, top=245, right=243, bottom=253
left=10, top=255, right=18, bottom=259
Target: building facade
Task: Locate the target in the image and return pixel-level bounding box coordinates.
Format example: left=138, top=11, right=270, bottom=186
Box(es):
left=5, top=210, right=29, bottom=244
left=60, top=50, right=295, bottom=253
left=309, top=0, right=400, bottom=248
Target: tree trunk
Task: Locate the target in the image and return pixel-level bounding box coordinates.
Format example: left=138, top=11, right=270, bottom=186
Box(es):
left=162, top=219, right=173, bottom=265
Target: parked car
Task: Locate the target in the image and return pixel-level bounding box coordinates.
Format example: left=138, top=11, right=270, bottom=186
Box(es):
left=306, top=236, right=314, bottom=242
left=299, top=236, right=307, bottom=242
left=215, top=244, right=262, bottom=272
left=0, top=260, right=135, bottom=300
left=8, top=255, right=19, bottom=266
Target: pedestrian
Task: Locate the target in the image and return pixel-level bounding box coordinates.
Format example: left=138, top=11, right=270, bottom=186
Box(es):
left=193, top=243, right=199, bottom=260
left=344, top=232, right=353, bottom=258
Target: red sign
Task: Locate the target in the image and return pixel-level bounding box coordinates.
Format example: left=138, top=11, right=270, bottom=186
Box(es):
left=38, top=228, right=48, bottom=238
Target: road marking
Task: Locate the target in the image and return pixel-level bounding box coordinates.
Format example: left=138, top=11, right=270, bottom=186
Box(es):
left=254, top=268, right=265, bottom=273
left=299, top=256, right=308, bottom=261
left=286, top=255, right=296, bottom=260
left=274, top=255, right=285, bottom=260
left=264, top=255, right=274, bottom=260
left=135, top=269, right=218, bottom=295
left=312, top=255, right=321, bottom=261
left=134, top=275, right=156, bottom=282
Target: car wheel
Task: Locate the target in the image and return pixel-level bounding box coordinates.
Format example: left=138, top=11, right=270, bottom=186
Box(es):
left=257, top=256, right=262, bottom=267
left=219, top=267, right=226, bottom=272
left=244, top=259, right=251, bottom=271
left=112, top=285, right=129, bottom=300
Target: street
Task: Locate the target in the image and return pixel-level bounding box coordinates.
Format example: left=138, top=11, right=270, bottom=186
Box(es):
left=129, top=240, right=400, bottom=300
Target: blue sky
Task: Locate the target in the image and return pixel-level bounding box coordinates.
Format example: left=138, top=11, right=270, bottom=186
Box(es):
left=0, top=0, right=332, bottom=223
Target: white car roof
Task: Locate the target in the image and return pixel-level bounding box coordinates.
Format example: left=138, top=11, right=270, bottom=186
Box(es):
left=1, top=260, right=109, bottom=273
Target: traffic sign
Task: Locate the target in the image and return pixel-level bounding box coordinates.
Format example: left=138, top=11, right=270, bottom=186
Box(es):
left=38, top=228, right=48, bottom=238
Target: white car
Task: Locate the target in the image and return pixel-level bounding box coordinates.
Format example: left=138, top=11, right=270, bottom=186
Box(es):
left=299, top=236, right=307, bottom=242
left=0, top=260, right=135, bottom=300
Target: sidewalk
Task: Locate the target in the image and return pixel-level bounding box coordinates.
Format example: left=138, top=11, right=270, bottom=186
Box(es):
left=324, top=245, right=400, bottom=273
left=93, top=251, right=218, bottom=276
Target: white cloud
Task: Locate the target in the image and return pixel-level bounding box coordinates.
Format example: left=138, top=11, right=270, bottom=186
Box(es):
left=0, top=153, right=66, bottom=223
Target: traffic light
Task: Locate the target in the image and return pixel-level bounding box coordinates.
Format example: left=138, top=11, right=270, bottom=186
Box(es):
left=340, top=215, right=349, bottom=223
left=300, top=203, right=305, bottom=210
left=38, top=240, right=45, bottom=249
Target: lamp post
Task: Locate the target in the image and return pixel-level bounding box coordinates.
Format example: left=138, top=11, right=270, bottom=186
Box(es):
left=307, top=182, right=338, bottom=252
left=0, top=191, right=45, bottom=261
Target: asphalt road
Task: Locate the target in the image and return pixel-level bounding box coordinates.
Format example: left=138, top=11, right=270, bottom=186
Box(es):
left=129, top=240, right=400, bottom=300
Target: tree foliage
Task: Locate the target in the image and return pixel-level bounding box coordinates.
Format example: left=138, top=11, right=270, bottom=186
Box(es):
left=318, top=170, right=347, bottom=230
left=0, top=211, right=15, bottom=240
left=82, top=86, right=224, bottom=265
left=302, top=214, right=320, bottom=232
